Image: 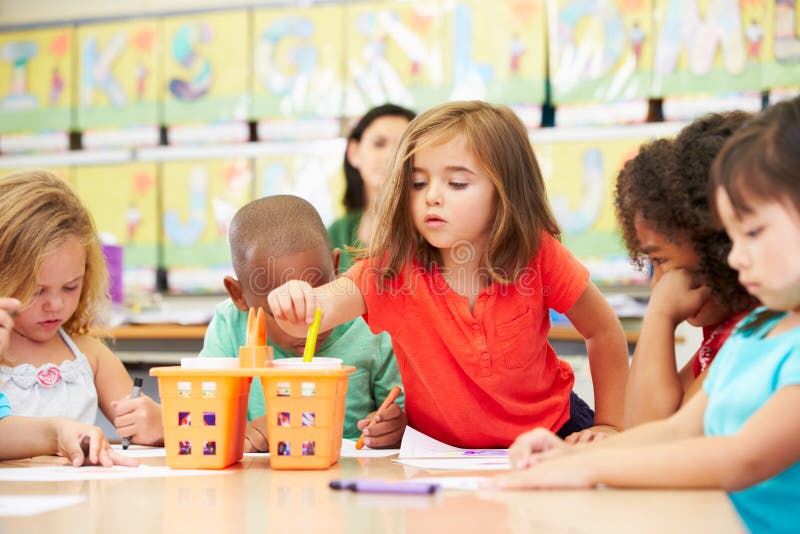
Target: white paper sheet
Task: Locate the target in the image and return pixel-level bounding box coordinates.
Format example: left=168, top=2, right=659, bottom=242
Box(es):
left=398, top=427, right=508, bottom=459
left=340, top=439, right=400, bottom=458
left=112, top=444, right=166, bottom=458
left=412, top=476, right=491, bottom=491
left=394, top=458, right=509, bottom=471
left=0, top=495, right=86, bottom=516
left=112, top=441, right=398, bottom=460
left=0, top=465, right=229, bottom=482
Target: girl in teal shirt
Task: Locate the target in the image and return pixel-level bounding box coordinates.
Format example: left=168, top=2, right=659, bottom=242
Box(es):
left=497, top=96, right=800, bottom=534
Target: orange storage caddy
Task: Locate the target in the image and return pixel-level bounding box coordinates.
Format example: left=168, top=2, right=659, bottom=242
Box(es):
left=260, top=363, right=355, bottom=470
left=150, top=366, right=254, bottom=469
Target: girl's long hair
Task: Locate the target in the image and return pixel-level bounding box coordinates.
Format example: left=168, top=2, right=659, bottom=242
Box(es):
left=367, top=100, right=560, bottom=286
left=0, top=170, right=108, bottom=334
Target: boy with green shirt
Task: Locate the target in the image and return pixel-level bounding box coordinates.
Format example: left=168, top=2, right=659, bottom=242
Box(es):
left=200, top=195, right=405, bottom=450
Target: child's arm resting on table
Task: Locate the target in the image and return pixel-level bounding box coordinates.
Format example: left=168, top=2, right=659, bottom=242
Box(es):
left=268, top=277, right=366, bottom=337
left=498, top=385, right=800, bottom=490
left=81, top=336, right=163, bottom=446
left=563, top=283, right=629, bottom=442
left=0, top=416, right=138, bottom=466
left=508, top=389, right=707, bottom=470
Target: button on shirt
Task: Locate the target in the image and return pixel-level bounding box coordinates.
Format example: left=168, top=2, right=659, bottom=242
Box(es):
left=347, top=232, right=590, bottom=448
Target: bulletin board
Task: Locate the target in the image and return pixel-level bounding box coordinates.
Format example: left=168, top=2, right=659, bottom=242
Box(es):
left=253, top=140, right=345, bottom=227
left=762, top=0, right=800, bottom=89
left=160, top=158, right=253, bottom=269
left=442, top=0, right=547, bottom=105
left=536, top=135, right=648, bottom=283
left=77, top=19, right=160, bottom=130
left=72, top=162, right=159, bottom=269
left=343, top=0, right=448, bottom=115
left=548, top=0, right=653, bottom=104
left=651, top=0, right=767, bottom=96
left=251, top=3, right=345, bottom=119
left=0, top=26, right=74, bottom=134
left=162, top=10, right=250, bottom=125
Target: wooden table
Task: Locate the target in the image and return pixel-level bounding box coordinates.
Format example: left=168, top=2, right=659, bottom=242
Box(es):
left=0, top=455, right=743, bottom=533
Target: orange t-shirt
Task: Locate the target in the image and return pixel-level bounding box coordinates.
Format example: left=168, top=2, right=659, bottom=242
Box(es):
left=345, top=232, right=590, bottom=448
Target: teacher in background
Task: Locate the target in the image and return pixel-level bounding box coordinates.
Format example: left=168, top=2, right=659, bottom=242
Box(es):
left=328, top=104, right=415, bottom=271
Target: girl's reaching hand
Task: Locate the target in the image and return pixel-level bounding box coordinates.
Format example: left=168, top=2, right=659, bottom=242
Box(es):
left=268, top=280, right=319, bottom=334
left=508, top=427, right=570, bottom=470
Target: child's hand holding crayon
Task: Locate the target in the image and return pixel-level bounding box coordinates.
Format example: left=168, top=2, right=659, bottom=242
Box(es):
left=112, top=394, right=164, bottom=447
left=356, top=386, right=406, bottom=449
left=267, top=280, right=320, bottom=337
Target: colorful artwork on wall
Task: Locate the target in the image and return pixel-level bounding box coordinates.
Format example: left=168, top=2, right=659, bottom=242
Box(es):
left=0, top=26, right=74, bottom=134
left=252, top=4, right=345, bottom=119
left=162, top=10, right=250, bottom=125
left=77, top=19, right=160, bottom=131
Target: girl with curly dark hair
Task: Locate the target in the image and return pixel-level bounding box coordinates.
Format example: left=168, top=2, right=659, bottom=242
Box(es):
left=615, top=112, right=755, bottom=428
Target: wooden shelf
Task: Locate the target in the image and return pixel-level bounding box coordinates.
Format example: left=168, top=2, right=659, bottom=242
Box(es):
left=95, top=324, right=208, bottom=340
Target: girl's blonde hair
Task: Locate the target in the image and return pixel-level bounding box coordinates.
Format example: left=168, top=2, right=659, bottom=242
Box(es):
left=0, top=170, right=108, bottom=334
left=368, top=100, right=560, bottom=284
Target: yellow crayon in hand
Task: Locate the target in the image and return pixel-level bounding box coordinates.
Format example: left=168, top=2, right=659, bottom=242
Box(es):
left=302, top=308, right=322, bottom=363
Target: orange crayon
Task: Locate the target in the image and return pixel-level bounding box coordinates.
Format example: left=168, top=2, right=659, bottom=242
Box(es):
left=355, top=385, right=402, bottom=450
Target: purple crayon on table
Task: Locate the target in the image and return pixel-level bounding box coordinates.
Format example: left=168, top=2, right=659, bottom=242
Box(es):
left=329, top=479, right=440, bottom=495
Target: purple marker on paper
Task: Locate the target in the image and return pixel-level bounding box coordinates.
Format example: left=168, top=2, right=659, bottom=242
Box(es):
left=462, top=449, right=508, bottom=457
left=331, top=479, right=440, bottom=495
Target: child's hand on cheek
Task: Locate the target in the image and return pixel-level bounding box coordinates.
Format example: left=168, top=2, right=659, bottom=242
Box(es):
left=648, top=269, right=711, bottom=326
left=357, top=403, right=407, bottom=448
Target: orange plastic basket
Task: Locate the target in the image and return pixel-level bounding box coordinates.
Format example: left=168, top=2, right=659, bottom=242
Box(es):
left=150, top=367, right=254, bottom=469
left=259, top=365, right=355, bottom=470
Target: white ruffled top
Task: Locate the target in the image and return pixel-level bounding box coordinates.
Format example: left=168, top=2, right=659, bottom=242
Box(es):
left=0, top=329, right=98, bottom=425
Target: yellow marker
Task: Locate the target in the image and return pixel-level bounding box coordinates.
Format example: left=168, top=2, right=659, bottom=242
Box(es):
left=302, top=308, right=322, bottom=362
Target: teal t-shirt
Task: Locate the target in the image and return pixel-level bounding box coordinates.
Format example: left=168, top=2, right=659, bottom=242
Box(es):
left=0, top=391, right=10, bottom=419
left=327, top=211, right=362, bottom=273
left=199, top=299, right=403, bottom=439
left=703, top=308, right=800, bottom=534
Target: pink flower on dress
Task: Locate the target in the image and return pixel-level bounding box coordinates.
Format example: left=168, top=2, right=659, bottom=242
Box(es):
left=37, top=366, right=62, bottom=387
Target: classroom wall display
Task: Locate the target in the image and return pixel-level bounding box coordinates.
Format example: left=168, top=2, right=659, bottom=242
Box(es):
left=251, top=4, right=345, bottom=120
left=548, top=0, right=653, bottom=104
left=162, top=10, right=250, bottom=127
left=161, top=158, right=253, bottom=292
left=72, top=162, right=159, bottom=291
left=76, top=19, right=160, bottom=141
left=535, top=135, right=649, bottom=284
left=762, top=0, right=800, bottom=89
left=651, top=0, right=768, bottom=97
left=0, top=26, right=74, bottom=135
left=343, top=0, right=449, bottom=115
left=253, top=139, right=346, bottom=227
left=441, top=0, right=547, bottom=105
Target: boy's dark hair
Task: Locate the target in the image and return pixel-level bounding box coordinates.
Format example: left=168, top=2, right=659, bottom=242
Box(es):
left=615, top=111, right=753, bottom=312
left=229, top=195, right=329, bottom=279
left=343, top=103, right=416, bottom=212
